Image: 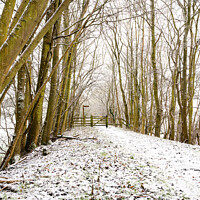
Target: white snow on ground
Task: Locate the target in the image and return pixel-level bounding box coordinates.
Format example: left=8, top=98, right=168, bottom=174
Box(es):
left=97, top=126, right=200, bottom=199
left=0, top=126, right=200, bottom=200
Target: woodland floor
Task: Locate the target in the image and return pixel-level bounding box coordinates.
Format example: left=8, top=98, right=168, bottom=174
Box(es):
left=0, top=126, right=200, bottom=200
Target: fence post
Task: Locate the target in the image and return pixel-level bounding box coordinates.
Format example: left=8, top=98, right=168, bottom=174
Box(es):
left=115, top=118, right=117, bottom=127
left=91, top=115, right=93, bottom=127
left=106, top=115, right=108, bottom=128
left=119, top=118, right=122, bottom=128
left=83, top=116, right=86, bottom=126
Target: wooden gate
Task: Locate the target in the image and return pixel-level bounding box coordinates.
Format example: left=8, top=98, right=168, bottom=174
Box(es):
left=72, top=115, right=108, bottom=128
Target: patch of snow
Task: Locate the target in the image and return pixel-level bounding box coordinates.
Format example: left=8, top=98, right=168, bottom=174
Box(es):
left=97, top=126, right=200, bottom=199
left=0, top=126, right=199, bottom=199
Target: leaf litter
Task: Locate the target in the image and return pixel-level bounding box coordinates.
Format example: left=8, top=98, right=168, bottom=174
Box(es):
left=0, top=126, right=200, bottom=199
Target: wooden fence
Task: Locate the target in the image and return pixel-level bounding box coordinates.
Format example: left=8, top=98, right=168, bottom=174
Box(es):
left=72, top=115, right=130, bottom=128
left=72, top=116, right=108, bottom=128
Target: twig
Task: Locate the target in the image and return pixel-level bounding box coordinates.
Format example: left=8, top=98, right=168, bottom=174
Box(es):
left=0, top=176, right=8, bottom=179
left=56, top=135, right=97, bottom=141
left=12, top=157, right=27, bottom=167
left=80, top=137, right=97, bottom=141
left=57, top=134, right=79, bottom=139
left=0, top=185, right=9, bottom=192
left=0, top=178, right=33, bottom=184
left=0, top=184, right=18, bottom=192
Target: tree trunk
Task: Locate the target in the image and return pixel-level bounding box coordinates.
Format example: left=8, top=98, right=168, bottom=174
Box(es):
left=0, top=0, right=49, bottom=88
left=112, top=63, right=122, bottom=127
left=133, top=21, right=139, bottom=132
left=54, top=50, right=73, bottom=137
left=60, top=62, right=73, bottom=133
left=13, top=65, right=26, bottom=157
left=41, top=0, right=61, bottom=145
left=0, top=0, right=16, bottom=46
left=8, top=0, right=30, bottom=34
left=22, top=59, right=32, bottom=152
left=151, top=0, right=161, bottom=137
left=26, top=2, right=55, bottom=150
left=170, top=70, right=176, bottom=140
left=140, top=17, right=146, bottom=134
left=188, top=11, right=199, bottom=144
left=181, top=0, right=191, bottom=143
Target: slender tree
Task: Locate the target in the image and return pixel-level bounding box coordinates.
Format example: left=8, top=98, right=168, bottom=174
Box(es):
left=26, top=1, right=56, bottom=150
left=150, top=0, right=161, bottom=137
left=42, top=0, right=61, bottom=145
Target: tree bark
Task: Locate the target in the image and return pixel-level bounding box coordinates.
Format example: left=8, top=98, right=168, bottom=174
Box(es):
left=180, top=0, right=191, bottom=143
left=25, top=1, right=55, bottom=150
left=0, top=0, right=16, bottom=46
left=8, top=0, right=30, bottom=34
left=13, top=65, right=26, bottom=157
left=0, top=0, right=49, bottom=88
left=140, top=17, right=146, bottom=134
left=151, top=0, right=161, bottom=137
left=42, top=0, right=61, bottom=145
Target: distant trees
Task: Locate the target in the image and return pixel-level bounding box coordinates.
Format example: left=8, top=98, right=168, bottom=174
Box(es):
left=101, top=0, right=200, bottom=144
left=165, top=0, right=200, bottom=143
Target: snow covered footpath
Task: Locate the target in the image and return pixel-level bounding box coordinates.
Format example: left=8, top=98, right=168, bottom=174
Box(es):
left=0, top=126, right=200, bottom=200
left=97, top=126, right=200, bottom=199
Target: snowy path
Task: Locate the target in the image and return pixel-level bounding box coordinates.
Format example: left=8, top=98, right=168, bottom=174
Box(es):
left=97, top=126, right=200, bottom=199
left=0, top=126, right=200, bottom=199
